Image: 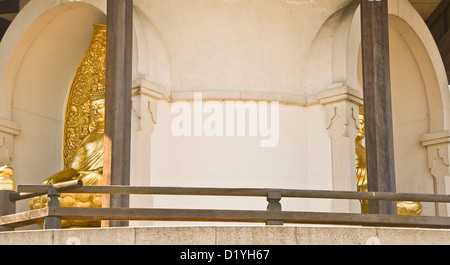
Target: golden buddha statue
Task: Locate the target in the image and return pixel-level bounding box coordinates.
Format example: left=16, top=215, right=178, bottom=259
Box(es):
left=397, top=201, right=423, bottom=216
left=355, top=107, right=369, bottom=214
left=29, top=24, right=107, bottom=228
left=355, top=106, right=422, bottom=216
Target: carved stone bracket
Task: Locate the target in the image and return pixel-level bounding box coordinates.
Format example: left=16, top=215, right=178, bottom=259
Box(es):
left=130, top=79, right=168, bottom=222
left=421, top=130, right=450, bottom=217
left=132, top=79, right=168, bottom=132
left=0, top=118, right=20, bottom=166
left=318, top=83, right=363, bottom=213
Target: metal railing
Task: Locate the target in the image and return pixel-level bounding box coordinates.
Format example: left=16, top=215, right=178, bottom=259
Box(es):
left=1, top=180, right=450, bottom=231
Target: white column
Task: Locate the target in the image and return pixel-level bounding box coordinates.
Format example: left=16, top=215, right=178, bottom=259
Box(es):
left=318, top=84, right=363, bottom=213
left=0, top=118, right=20, bottom=166
left=421, top=130, right=450, bottom=217
left=130, top=79, right=167, bottom=225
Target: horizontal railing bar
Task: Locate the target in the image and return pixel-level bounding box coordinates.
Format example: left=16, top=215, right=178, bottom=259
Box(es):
left=2, top=206, right=450, bottom=230
left=16, top=184, right=450, bottom=203
left=10, top=180, right=83, bottom=201
left=0, top=208, right=48, bottom=228
left=18, top=185, right=273, bottom=196
left=281, top=189, right=450, bottom=203
left=45, top=207, right=450, bottom=229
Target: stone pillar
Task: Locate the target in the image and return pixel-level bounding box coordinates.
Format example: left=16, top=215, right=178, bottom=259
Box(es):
left=129, top=79, right=166, bottom=226
left=131, top=79, right=166, bottom=189
left=0, top=118, right=20, bottom=166
left=421, top=130, right=450, bottom=217
left=318, top=84, right=363, bottom=213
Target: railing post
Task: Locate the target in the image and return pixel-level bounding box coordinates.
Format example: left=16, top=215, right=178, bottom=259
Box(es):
left=266, top=191, right=283, bottom=226
left=43, top=187, right=62, bottom=230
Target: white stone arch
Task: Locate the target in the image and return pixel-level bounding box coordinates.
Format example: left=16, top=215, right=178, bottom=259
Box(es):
left=320, top=0, right=449, bottom=134
left=0, top=0, right=108, bottom=192
left=308, top=0, right=449, bottom=132
left=345, top=1, right=450, bottom=217
left=308, top=0, right=450, bottom=215
left=305, top=0, right=450, bottom=126
left=0, top=0, right=108, bottom=121
left=132, top=6, right=171, bottom=92
left=304, top=0, right=360, bottom=95
left=0, top=0, right=172, bottom=124
left=340, top=0, right=450, bottom=133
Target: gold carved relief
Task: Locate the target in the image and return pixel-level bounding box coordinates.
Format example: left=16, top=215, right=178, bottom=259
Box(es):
left=63, top=24, right=106, bottom=169
left=355, top=106, right=369, bottom=213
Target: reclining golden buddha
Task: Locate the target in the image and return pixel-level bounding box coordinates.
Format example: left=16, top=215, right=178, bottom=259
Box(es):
left=29, top=24, right=107, bottom=228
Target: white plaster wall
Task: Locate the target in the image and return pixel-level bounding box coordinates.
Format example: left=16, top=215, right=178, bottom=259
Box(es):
left=141, top=100, right=332, bottom=226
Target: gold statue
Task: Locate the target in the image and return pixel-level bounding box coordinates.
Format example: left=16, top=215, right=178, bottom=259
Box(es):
left=397, top=201, right=423, bottom=216
left=355, top=106, right=369, bottom=214
left=29, top=24, right=106, bottom=228
left=0, top=165, right=15, bottom=191
left=355, top=106, right=422, bottom=216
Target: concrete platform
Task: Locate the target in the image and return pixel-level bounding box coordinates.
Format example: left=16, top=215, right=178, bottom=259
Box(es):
left=1, top=225, right=450, bottom=245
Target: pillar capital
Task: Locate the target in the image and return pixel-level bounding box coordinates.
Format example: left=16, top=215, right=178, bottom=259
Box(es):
left=132, top=79, right=167, bottom=131
left=421, top=130, right=450, bottom=178
left=319, top=83, right=363, bottom=213
left=318, top=84, right=362, bottom=139
left=317, top=83, right=364, bottom=106
left=421, top=130, right=450, bottom=216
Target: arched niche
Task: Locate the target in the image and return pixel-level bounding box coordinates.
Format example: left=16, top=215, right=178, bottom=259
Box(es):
left=307, top=0, right=450, bottom=215
left=0, top=0, right=107, bottom=196
left=307, top=0, right=448, bottom=132
left=0, top=0, right=171, bottom=195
